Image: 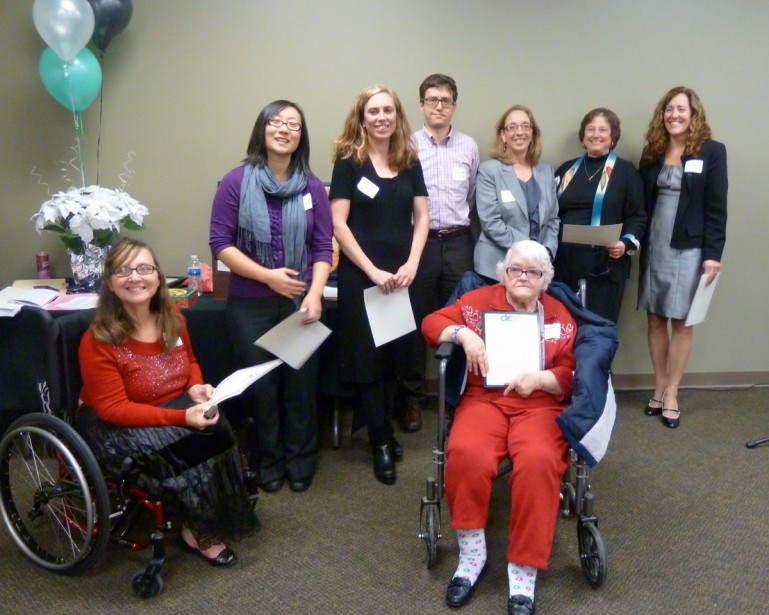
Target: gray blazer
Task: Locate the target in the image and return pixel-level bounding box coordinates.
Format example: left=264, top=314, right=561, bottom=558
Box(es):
left=473, top=158, right=560, bottom=279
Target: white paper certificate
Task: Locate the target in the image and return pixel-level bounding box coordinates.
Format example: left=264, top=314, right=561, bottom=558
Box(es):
left=684, top=272, right=720, bottom=326
left=207, top=359, right=283, bottom=408
left=363, top=286, right=416, bottom=347
left=561, top=223, right=622, bottom=246
left=483, top=311, right=542, bottom=387
left=254, top=309, right=332, bottom=369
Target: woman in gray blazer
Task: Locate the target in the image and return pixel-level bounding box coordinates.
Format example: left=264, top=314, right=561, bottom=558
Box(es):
left=474, top=105, right=559, bottom=280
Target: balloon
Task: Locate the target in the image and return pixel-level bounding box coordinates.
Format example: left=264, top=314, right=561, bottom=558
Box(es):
left=39, top=47, right=103, bottom=113
left=33, top=0, right=95, bottom=62
left=87, top=0, right=133, bottom=52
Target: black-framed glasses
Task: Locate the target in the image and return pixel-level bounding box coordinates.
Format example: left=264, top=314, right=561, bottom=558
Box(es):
left=112, top=264, right=158, bottom=277
left=267, top=118, right=302, bottom=131
left=505, top=266, right=543, bottom=279
left=422, top=96, right=455, bottom=108
left=504, top=122, right=532, bottom=132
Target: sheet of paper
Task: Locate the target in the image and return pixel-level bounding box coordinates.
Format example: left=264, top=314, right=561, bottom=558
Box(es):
left=0, top=303, right=21, bottom=318
left=46, top=294, right=99, bottom=310
left=561, top=223, right=622, bottom=246
left=12, top=278, right=67, bottom=293
left=254, top=309, right=332, bottom=369
left=363, top=286, right=416, bottom=347
left=0, top=286, right=59, bottom=307
left=207, top=359, right=283, bottom=408
left=684, top=272, right=720, bottom=326
left=483, top=311, right=541, bottom=387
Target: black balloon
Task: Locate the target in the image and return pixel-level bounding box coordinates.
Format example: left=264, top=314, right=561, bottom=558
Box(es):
left=87, top=0, right=133, bottom=52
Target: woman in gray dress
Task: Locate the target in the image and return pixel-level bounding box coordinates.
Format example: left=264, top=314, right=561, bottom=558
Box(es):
left=637, top=86, right=728, bottom=428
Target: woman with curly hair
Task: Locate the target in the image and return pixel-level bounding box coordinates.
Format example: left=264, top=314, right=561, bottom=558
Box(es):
left=637, top=86, right=728, bottom=428
left=329, top=85, right=428, bottom=484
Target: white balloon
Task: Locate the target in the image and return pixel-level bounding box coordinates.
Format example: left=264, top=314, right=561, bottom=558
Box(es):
left=33, top=0, right=95, bottom=63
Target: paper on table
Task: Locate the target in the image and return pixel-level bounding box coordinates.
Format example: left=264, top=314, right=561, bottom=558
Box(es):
left=254, top=309, right=332, bottom=369
left=684, top=272, right=720, bottom=326
left=363, top=286, right=416, bottom=347
left=561, top=223, right=622, bottom=246
left=206, top=359, right=283, bottom=409
left=46, top=294, right=99, bottom=310
left=483, top=311, right=542, bottom=387
left=0, top=286, right=59, bottom=307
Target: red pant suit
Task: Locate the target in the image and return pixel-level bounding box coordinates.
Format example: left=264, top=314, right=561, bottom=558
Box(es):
left=421, top=283, right=576, bottom=569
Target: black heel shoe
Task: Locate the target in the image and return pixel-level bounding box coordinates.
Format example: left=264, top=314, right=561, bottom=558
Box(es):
left=661, top=407, right=681, bottom=428
left=372, top=442, right=396, bottom=485
left=644, top=397, right=663, bottom=416
left=179, top=536, right=238, bottom=567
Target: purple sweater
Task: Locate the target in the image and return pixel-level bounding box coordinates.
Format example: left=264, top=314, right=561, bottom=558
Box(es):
left=209, top=165, right=333, bottom=298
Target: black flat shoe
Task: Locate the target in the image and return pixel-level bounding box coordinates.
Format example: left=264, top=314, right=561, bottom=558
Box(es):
left=508, top=595, right=535, bottom=615
left=390, top=436, right=403, bottom=462
left=372, top=443, right=396, bottom=485
left=179, top=537, right=238, bottom=567
left=260, top=478, right=284, bottom=493
left=644, top=397, right=663, bottom=416
left=661, top=407, right=681, bottom=428
left=288, top=476, right=313, bottom=492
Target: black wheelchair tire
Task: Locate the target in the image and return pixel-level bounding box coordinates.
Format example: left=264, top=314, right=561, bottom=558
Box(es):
left=578, top=520, right=607, bottom=588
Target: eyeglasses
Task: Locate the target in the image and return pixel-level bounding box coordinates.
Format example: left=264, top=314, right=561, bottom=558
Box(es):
left=112, top=264, right=158, bottom=277
left=505, top=266, right=543, bottom=279
left=504, top=122, right=532, bottom=133
left=267, top=118, right=302, bottom=131
left=422, top=97, right=455, bottom=108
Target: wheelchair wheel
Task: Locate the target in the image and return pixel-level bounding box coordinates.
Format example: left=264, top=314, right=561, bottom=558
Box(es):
left=0, top=413, right=110, bottom=575
left=424, top=504, right=438, bottom=568
left=131, top=570, right=164, bottom=598
left=577, top=521, right=607, bottom=588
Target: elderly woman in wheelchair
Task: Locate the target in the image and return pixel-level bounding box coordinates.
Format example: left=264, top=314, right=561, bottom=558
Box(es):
left=422, top=240, right=578, bottom=615
left=75, top=239, right=258, bottom=567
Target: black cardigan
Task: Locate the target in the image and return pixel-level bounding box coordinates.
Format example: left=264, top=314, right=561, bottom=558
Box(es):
left=638, top=139, right=728, bottom=262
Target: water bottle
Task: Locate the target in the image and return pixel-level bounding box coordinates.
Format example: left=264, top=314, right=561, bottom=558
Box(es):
left=187, top=255, right=202, bottom=296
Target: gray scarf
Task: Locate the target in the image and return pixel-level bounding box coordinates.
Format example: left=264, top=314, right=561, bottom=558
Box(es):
left=238, top=164, right=308, bottom=273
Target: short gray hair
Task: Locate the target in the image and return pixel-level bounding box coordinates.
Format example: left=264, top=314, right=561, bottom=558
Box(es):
left=495, top=240, right=554, bottom=285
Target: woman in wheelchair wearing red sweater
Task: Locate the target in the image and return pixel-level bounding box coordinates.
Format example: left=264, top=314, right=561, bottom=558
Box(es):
left=77, top=239, right=258, bottom=567
left=422, top=240, right=576, bottom=615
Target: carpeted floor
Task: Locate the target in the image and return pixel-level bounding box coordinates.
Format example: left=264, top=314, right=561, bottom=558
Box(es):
left=1, top=388, right=768, bottom=614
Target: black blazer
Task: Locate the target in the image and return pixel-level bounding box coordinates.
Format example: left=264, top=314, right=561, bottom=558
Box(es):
left=638, top=139, right=728, bottom=262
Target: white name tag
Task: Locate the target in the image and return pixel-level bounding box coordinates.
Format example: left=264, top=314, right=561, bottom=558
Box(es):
left=357, top=176, right=380, bottom=199
left=452, top=167, right=468, bottom=181
left=544, top=323, right=561, bottom=340
left=501, top=189, right=515, bottom=203
left=174, top=337, right=184, bottom=347
left=684, top=159, right=703, bottom=174
left=303, top=193, right=313, bottom=210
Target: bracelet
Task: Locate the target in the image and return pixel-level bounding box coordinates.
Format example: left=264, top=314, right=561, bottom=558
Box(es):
left=451, top=325, right=467, bottom=345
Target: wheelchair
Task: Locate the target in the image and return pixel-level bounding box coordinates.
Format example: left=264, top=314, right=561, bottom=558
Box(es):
left=0, top=308, right=256, bottom=598
left=418, top=277, right=613, bottom=589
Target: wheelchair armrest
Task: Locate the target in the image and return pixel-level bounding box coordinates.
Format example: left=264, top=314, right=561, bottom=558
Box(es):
left=435, top=341, right=456, bottom=362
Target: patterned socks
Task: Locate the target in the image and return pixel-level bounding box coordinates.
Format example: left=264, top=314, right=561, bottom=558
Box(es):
left=453, top=528, right=487, bottom=584
left=508, top=561, right=537, bottom=599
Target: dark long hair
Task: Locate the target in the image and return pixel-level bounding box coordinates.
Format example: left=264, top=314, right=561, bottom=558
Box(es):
left=244, top=99, right=312, bottom=175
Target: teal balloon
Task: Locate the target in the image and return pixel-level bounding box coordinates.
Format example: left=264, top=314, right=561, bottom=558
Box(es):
left=39, top=47, right=102, bottom=112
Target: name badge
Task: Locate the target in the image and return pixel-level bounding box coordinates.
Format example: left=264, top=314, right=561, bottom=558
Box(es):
left=501, top=189, right=515, bottom=203
left=174, top=337, right=183, bottom=347
left=303, top=193, right=313, bottom=210
left=684, top=159, right=703, bottom=174
left=452, top=167, right=468, bottom=181
left=544, top=323, right=561, bottom=340
left=357, top=176, right=379, bottom=199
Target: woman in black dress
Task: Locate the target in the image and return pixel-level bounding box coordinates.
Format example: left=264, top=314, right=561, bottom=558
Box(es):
left=329, top=85, right=429, bottom=484
left=554, top=108, right=646, bottom=323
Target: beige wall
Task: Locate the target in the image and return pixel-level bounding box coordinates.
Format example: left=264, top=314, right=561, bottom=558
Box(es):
left=1, top=1, right=766, bottom=381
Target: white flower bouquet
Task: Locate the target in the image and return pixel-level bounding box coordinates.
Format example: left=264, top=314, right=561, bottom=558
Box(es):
left=32, top=185, right=148, bottom=254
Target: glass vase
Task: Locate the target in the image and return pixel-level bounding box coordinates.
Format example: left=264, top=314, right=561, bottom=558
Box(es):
left=67, top=244, right=110, bottom=293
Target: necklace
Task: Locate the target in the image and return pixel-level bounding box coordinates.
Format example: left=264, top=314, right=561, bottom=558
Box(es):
left=583, top=157, right=606, bottom=182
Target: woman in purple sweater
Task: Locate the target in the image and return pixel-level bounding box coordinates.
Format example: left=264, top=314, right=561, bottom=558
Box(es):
left=209, top=100, right=332, bottom=493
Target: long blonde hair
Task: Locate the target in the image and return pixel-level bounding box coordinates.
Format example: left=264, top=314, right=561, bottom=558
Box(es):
left=91, top=239, right=182, bottom=352
left=332, top=85, right=418, bottom=172
left=640, top=86, right=712, bottom=165
left=489, top=104, right=542, bottom=165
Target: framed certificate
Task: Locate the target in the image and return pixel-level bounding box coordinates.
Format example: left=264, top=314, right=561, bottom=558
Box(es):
left=482, top=311, right=542, bottom=388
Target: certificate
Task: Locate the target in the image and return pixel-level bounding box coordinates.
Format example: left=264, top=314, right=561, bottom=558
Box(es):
left=561, top=223, right=622, bottom=246
left=363, top=286, right=416, bottom=347
left=255, top=309, right=332, bottom=369
left=483, top=311, right=542, bottom=388
left=684, top=272, right=720, bottom=326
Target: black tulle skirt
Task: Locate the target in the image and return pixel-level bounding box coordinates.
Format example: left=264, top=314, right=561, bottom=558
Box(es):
left=75, top=398, right=258, bottom=542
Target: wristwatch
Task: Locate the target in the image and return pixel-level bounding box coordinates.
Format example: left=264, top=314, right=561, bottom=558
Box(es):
left=451, top=325, right=467, bottom=345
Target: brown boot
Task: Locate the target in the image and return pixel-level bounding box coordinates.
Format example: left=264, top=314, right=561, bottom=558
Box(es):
left=398, top=400, right=423, bottom=432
